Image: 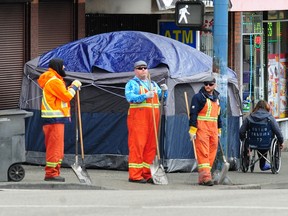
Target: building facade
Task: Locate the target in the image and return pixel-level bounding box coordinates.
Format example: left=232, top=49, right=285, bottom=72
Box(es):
left=1, top=0, right=288, bottom=138
left=230, top=0, right=288, bottom=139
left=0, top=0, right=85, bottom=109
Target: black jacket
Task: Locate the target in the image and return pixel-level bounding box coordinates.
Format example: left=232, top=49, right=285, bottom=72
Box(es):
left=189, top=86, right=222, bottom=129
left=239, top=108, right=284, bottom=144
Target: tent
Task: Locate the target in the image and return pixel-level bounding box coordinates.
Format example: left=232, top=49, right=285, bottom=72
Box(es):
left=20, top=31, right=241, bottom=172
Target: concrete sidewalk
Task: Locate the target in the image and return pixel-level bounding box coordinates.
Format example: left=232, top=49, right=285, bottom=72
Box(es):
left=0, top=152, right=287, bottom=190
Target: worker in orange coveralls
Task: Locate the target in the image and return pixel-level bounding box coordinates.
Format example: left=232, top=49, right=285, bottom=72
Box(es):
left=125, top=60, right=168, bottom=184
left=38, top=58, right=82, bottom=182
left=189, top=76, right=222, bottom=186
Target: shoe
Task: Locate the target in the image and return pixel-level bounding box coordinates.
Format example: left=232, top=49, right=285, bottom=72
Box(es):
left=44, top=176, right=65, bottom=182
left=260, top=163, right=271, bottom=171
left=128, top=178, right=147, bottom=184
left=146, top=178, right=154, bottom=184
left=199, top=180, right=214, bottom=186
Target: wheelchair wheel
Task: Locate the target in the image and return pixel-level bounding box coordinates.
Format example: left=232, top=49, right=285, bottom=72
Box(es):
left=240, top=141, right=249, bottom=173
left=271, top=139, right=281, bottom=174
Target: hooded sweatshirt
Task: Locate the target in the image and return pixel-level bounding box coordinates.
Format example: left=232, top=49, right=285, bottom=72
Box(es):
left=239, top=108, right=283, bottom=143
left=38, top=59, right=76, bottom=124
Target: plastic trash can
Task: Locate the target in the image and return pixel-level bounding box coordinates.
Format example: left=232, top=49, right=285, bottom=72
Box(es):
left=0, top=109, right=33, bottom=182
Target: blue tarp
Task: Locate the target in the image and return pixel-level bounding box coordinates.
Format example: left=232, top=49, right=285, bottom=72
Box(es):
left=38, top=31, right=236, bottom=79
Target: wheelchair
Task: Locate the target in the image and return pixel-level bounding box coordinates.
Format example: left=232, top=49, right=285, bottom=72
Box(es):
left=240, top=122, right=281, bottom=174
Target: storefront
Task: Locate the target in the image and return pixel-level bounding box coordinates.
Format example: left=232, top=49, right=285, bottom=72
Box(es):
left=241, top=11, right=288, bottom=120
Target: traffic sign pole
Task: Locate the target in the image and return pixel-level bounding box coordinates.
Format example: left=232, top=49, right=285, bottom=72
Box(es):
left=213, top=0, right=229, bottom=169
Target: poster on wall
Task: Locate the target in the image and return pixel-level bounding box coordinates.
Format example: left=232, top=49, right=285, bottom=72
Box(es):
left=268, top=53, right=288, bottom=118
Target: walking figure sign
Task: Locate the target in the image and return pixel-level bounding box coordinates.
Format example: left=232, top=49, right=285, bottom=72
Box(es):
left=175, top=1, right=204, bottom=29
left=178, top=5, right=190, bottom=24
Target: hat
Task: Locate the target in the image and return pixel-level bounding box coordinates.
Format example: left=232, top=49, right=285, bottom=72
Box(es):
left=134, top=60, right=147, bottom=68
left=204, top=76, right=216, bottom=83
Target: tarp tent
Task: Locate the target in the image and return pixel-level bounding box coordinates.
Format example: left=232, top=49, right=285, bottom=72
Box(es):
left=20, top=31, right=241, bottom=172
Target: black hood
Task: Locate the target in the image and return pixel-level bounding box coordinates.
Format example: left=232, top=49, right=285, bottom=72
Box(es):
left=48, top=58, right=66, bottom=77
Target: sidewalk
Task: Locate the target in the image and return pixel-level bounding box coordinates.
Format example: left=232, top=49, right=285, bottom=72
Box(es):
left=1, top=152, right=287, bottom=190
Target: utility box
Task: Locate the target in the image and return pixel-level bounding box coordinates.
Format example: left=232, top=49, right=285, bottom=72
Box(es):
left=0, top=109, right=33, bottom=182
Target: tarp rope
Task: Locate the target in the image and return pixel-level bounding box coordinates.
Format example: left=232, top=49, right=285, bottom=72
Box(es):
left=22, top=71, right=166, bottom=106
left=22, top=73, right=126, bottom=107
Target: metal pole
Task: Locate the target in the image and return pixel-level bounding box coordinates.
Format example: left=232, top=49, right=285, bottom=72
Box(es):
left=213, top=0, right=229, bottom=162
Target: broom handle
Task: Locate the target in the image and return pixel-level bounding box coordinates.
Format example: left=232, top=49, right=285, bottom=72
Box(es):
left=76, top=91, right=85, bottom=160
left=75, top=95, right=79, bottom=163
left=184, top=91, right=190, bottom=117
left=184, top=91, right=197, bottom=161
left=148, top=73, right=160, bottom=159
left=219, top=140, right=227, bottom=163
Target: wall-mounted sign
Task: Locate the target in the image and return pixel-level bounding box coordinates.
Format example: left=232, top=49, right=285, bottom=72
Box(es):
left=158, top=20, right=197, bottom=48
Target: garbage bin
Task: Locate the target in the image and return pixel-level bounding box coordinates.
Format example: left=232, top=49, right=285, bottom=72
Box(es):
left=0, top=109, right=33, bottom=182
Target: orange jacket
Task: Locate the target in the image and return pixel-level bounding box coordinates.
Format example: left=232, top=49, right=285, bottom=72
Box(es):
left=38, top=68, right=76, bottom=124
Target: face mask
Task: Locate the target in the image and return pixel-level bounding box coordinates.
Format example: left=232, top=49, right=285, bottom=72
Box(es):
left=58, top=69, right=66, bottom=77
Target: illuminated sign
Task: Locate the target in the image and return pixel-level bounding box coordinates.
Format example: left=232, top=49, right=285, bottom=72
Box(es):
left=254, top=35, right=261, bottom=48
left=158, top=21, right=197, bottom=48
left=175, top=1, right=204, bottom=29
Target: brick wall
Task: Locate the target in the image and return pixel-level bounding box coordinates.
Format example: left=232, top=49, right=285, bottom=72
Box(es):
left=231, top=11, right=242, bottom=87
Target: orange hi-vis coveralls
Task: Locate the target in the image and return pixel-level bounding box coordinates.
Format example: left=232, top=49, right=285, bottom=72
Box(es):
left=38, top=67, right=77, bottom=179
left=125, top=77, right=163, bottom=181
left=189, top=87, right=221, bottom=184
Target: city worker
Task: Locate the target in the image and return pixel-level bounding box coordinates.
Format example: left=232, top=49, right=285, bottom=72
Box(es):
left=38, top=58, right=82, bottom=182
left=189, top=76, right=221, bottom=186
left=125, top=60, right=168, bottom=184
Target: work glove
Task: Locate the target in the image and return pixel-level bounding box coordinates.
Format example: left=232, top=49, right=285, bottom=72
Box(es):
left=218, top=128, right=222, bottom=138
left=145, top=91, right=154, bottom=99
left=160, top=84, right=168, bottom=91
left=72, top=80, right=82, bottom=91
left=189, top=126, right=197, bottom=140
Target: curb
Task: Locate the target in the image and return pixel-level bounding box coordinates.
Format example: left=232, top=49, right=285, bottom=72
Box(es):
left=0, top=183, right=262, bottom=190
left=219, top=184, right=261, bottom=190
left=0, top=183, right=112, bottom=190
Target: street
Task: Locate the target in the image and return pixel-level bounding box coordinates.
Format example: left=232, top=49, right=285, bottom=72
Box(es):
left=0, top=152, right=288, bottom=216
left=0, top=189, right=288, bottom=216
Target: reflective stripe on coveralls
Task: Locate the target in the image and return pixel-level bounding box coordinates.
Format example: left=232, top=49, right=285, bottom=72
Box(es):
left=127, top=84, right=160, bottom=180
left=195, top=98, right=220, bottom=183
left=41, top=76, right=74, bottom=118
left=43, top=124, right=65, bottom=178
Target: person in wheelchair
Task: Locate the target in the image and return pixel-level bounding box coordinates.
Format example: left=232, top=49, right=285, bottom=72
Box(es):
left=239, top=100, right=284, bottom=171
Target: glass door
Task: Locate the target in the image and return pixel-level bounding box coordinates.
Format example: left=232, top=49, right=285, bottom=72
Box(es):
left=242, top=13, right=264, bottom=113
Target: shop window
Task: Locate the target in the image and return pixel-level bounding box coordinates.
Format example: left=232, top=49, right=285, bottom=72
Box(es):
left=266, top=20, right=288, bottom=118
left=200, top=13, right=213, bottom=57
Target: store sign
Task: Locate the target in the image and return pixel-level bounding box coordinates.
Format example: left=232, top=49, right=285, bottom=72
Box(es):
left=230, top=0, right=288, bottom=11
left=156, top=0, right=177, bottom=10
left=158, top=21, right=197, bottom=48
left=156, top=0, right=214, bottom=10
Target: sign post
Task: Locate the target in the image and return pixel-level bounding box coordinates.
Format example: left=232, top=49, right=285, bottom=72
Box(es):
left=213, top=0, right=229, bottom=170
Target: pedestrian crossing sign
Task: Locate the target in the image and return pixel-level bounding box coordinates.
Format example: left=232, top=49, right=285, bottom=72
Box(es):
left=175, top=1, right=204, bottom=29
